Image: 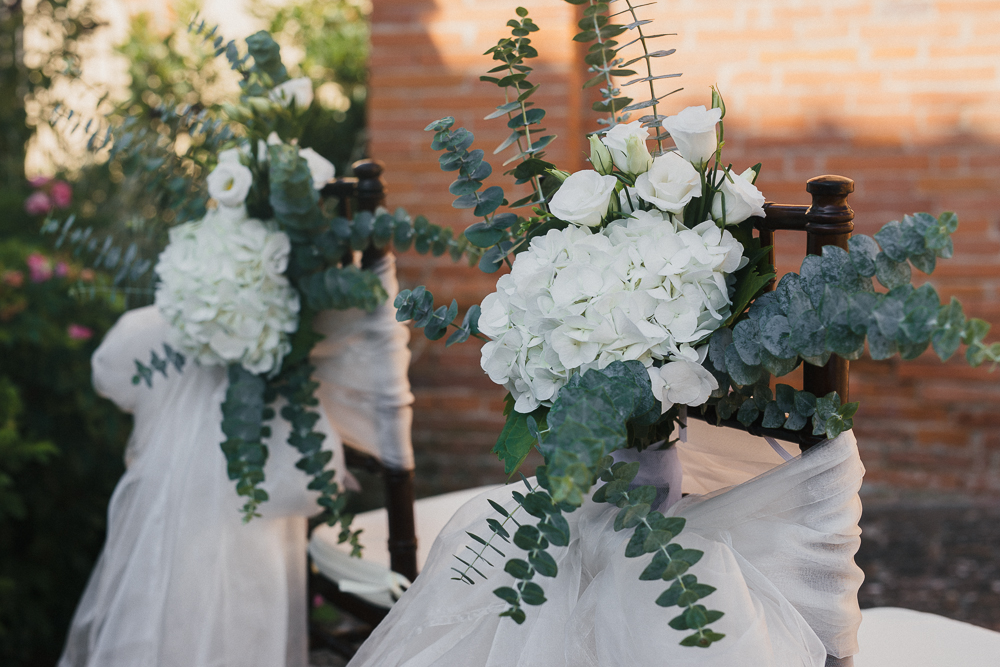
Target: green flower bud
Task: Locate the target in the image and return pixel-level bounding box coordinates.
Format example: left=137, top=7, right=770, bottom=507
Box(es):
left=589, top=134, right=614, bottom=175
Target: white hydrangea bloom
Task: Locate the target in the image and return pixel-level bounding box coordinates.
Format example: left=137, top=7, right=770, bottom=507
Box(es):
left=647, top=359, right=719, bottom=412
left=479, top=212, right=746, bottom=413
left=154, top=207, right=300, bottom=376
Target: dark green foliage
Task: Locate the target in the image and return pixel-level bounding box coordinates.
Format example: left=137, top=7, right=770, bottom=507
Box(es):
left=220, top=366, right=271, bottom=520
left=493, top=395, right=548, bottom=476
left=704, top=211, right=998, bottom=441
left=0, top=243, right=130, bottom=666
left=593, top=461, right=725, bottom=647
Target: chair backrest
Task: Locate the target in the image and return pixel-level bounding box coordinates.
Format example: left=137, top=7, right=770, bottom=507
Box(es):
left=687, top=175, right=855, bottom=453
left=319, top=161, right=419, bottom=582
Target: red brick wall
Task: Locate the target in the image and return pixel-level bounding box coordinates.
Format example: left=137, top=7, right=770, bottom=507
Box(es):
left=370, top=0, right=1000, bottom=496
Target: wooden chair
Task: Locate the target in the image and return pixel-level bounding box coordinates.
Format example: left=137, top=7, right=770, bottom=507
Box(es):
left=309, top=168, right=862, bottom=665
left=308, top=161, right=497, bottom=655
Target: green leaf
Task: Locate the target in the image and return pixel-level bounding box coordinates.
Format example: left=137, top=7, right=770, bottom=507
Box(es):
left=900, top=283, right=940, bottom=343
left=848, top=235, right=879, bottom=277
left=732, top=319, right=762, bottom=366
left=504, top=558, right=533, bottom=579
left=528, top=550, right=558, bottom=577
left=875, top=252, right=912, bottom=290
left=464, top=221, right=505, bottom=248
left=518, top=581, right=547, bottom=605
left=493, top=406, right=547, bottom=475
left=874, top=220, right=907, bottom=262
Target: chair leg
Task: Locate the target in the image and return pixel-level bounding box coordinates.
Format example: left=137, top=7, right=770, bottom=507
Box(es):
left=826, top=655, right=853, bottom=667
left=384, top=468, right=418, bottom=582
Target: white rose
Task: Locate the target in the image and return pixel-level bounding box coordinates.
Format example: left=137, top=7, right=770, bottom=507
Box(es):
left=648, top=359, right=718, bottom=412
left=549, top=170, right=619, bottom=228
left=206, top=161, right=253, bottom=208
left=710, top=168, right=766, bottom=225
left=634, top=152, right=701, bottom=214
left=270, top=77, right=314, bottom=110
left=300, top=147, right=336, bottom=189
left=602, top=121, right=653, bottom=175
left=661, top=105, right=722, bottom=167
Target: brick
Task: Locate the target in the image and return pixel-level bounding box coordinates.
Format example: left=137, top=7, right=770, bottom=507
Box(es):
left=759, top=48, right=858, bottom=64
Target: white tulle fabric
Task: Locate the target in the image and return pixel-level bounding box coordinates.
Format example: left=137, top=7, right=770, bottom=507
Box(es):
left=58, top=306, right=349, bottom=667
left=311, top=254, right=416, bottom=470
left=348, top=428, right=864, bottom=667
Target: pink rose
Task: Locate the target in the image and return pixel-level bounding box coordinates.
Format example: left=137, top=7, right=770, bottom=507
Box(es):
left=51, top=181, right=72, bottom=208
left=24, top=191, right=52, bottom=216
left=28, top=176, right=52, bottom=188
left=26, top=253, right=53, bottom=282
left=67, top=324, right=94, bottom=340
left=55, top=262, right=69, bottom=278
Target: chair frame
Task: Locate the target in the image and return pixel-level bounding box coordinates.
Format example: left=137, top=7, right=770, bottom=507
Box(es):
left=312, top=168, right=859, bottom=667
left=309, top=160, right=418, bottom=635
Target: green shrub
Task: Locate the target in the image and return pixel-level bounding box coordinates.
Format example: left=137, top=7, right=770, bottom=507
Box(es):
left=0, top=241, right=129, bottom=666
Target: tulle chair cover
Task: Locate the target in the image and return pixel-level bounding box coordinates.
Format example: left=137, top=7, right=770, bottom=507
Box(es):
left=58, top=306, right=351, bottom=667
left=347, top=427, right=865, bottom=667
left=311, top=254, right=415, bottom=471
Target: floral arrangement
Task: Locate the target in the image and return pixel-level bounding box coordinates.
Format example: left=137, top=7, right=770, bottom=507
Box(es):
left=392, top=0, right=1000, bottom=648
left=42, top=26, right=482, bottom=549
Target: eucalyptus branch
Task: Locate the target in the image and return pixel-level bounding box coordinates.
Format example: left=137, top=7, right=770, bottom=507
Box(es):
left=452, top=487, right=528, bottom=584
left=581, top=0, right=622, bottom=128
left=618, top=0, right=666, bottom=152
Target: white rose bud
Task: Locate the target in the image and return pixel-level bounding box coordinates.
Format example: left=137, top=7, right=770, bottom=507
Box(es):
left=206, top=161, right=253, bottom=208
left=588, top=134, right=614, bottom=175
left=549, top=170, right=619, bottom=228
left=634, top=152, right=701, bottom=214
left=661, top=105, right=722, bottom=167
left=601, top=121, right=653, bottom=175
left=648, top=359, right=718, bottom=413
left=711, top=167, right=766, bottom=225
left=299, top=147, right=336, bottom=189
left=270, top=77, right=314, bottom=110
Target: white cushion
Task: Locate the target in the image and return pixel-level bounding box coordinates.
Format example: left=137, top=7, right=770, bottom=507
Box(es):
left=309, top=485, right=499, bottom=607
left=856, top=607, right=1000, bottom=667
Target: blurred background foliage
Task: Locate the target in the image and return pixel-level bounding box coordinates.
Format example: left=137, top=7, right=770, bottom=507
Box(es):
left=0, top=0, right=370, bottom=663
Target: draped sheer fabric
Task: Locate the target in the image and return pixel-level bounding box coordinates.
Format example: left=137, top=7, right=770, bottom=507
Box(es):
left=311, top=254, right=415, bottom=471
left=58, top=306, right=349, bottom=667
left=348, top=429, right=865, bottom=667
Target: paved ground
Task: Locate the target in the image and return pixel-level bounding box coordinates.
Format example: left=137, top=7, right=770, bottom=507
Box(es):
left=309, top=490, right=1000, bottom=665
left=856, top=490, right=1000, bottom=631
